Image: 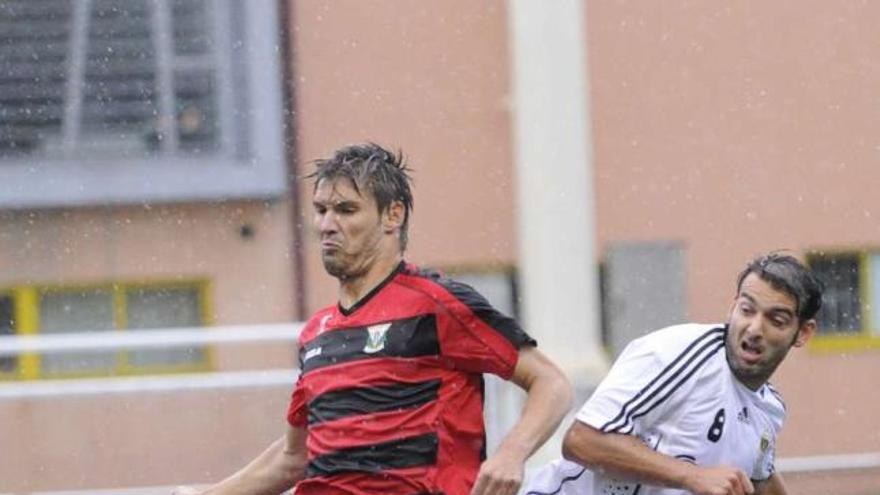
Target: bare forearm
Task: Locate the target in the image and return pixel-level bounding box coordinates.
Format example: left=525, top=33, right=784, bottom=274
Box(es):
left=469, top=353, right=572, bottom=495
left=201, top=436, right=306, bottom=495
left=496, top=370, right=572, bottom=461
left=562, top=423, right=755, bottom=495
left=563, top=425, right=690, bottom=488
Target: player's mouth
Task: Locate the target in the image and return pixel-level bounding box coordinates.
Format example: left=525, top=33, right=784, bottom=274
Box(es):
left=321, top=239, right=343, bottom=251
left=740, top=340, right=763, bottom=364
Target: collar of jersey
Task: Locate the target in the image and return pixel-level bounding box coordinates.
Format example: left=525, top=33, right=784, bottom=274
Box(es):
left=337, top=260, right=406, bottom=316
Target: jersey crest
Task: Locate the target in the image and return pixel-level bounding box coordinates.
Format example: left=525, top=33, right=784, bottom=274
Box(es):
left=364, top=323, right=392, bottom=353
left=760, top=431, right=771, bottom=453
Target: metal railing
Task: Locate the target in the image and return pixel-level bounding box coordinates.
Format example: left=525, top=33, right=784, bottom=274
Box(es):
left=1, top=326, right=878, bottom=480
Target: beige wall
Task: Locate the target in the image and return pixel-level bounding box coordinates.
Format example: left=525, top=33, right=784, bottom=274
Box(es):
left=290, top=0, right=516, bottom=314
left=0, top=201, right=297, bottom=324
left=775, top=350, right=880, bottom=455
left=0, top=388, right=291, bottom=492
left=586, top=0, right=880, bottom=318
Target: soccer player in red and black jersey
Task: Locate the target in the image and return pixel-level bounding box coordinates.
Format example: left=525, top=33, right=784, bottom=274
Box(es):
left=174, top=144, right=572, bottom=495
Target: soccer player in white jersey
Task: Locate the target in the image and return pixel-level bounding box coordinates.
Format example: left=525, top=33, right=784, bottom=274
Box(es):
left=523, top=252, right=824, bottom=495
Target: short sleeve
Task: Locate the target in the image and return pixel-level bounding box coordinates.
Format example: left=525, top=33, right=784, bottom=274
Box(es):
left=436, top=279, right=536, bottom=380
left=286, top=376, right=308, bottom=428
left=286, top=344, right=308, bottom=427
left=576, top=337, right=689, bottom=436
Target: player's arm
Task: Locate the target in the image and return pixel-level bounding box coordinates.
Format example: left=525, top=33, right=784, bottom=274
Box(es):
left=753, top=472, right=787, bottom=495
left=172, top=424, right=308, bottom=495
left=562, top=420, right=755, bottom=495
left=470, top=346, right=573, bottom=495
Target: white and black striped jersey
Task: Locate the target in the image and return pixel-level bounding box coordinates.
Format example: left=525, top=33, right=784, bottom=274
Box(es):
left=524, top=323, right=786, bottom=495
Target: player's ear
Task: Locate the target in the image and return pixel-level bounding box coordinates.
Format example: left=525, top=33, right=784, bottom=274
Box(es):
left=727, top=295, right=738, bottom=318
left=793, top=319, right=816, bottom=348
left=382, top=200, right=405, bottom=234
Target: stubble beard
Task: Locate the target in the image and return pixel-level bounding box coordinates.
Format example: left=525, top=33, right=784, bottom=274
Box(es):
left=322, top=253, right=350, bottom=280
left=725, top=333, right=790, bottom=389
left=322, top=251, right=372, bottom=282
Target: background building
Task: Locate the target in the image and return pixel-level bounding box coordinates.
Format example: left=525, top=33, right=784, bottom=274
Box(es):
left=0, top=1, right=877, bottom=493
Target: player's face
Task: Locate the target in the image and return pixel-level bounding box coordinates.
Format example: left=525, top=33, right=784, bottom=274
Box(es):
left=725, top=273, right=815, bottom=390
left=312, top=178, right=386, bottom=280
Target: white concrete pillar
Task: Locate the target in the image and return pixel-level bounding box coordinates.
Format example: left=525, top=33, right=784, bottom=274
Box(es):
left=507, top=0, right=607, bottom=467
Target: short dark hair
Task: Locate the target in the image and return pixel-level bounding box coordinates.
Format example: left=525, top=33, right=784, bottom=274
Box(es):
left=736, top=251, right=825, bottom=322
left=308, top=143, right=414, bottom=250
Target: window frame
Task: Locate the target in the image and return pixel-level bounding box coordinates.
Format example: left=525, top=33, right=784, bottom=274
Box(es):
left=0, top=279, right=214, bottom=380
left=0, top=288, right=20, bottom=379
left=0, top=0, right=286, bottom=209
left=807, top=249, right=880, bottom=353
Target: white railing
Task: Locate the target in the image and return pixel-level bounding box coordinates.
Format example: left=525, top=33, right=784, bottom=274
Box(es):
left=1, top=326, right=878, bottom=480
left=776, top=451, right=880, bottom=473
left=0, top=323, right=302, bottom=355
left=0, top=324, right=303, bottom=399
left=0, top=368, right=298, bottom=399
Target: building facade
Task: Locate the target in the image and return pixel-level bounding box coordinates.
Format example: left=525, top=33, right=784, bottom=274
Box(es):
left=1, top=1, right=877, bottom=493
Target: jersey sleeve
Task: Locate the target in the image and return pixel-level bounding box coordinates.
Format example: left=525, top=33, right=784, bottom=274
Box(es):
left=436, top=279, right=536, bottom=380
left=286, top=340, right=308, bottom=428
left=286, top=376, right=308, bottom=428
left=575, top=335, right=690, bottom=436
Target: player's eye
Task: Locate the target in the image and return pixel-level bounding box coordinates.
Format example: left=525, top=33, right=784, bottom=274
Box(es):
left=739, top=302, right=754, bottom=313
left=334, top=203, right=357, bottom=214
left=771, top=316, right=790, bottom=327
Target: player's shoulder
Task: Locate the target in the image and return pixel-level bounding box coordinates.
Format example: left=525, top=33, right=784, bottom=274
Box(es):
left=398, top=262, right=487, bottom=304
left=400, top=263, right=461, bottom=290
left=759, top=382, right=787, bottom=425
left=632, top=322, right=726, bottom=351
left=300, top=305, right=337, bottom=341
left=627, top=323, right=727, bottom=365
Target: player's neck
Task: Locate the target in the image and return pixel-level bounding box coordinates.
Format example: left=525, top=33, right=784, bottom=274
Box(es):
left=337, top=252, right=403, bottom=309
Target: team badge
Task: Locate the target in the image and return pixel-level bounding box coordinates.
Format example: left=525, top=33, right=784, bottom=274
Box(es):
left=364, top=323, right=392, bottom=353
left=760, top=432, right=771, bottom=453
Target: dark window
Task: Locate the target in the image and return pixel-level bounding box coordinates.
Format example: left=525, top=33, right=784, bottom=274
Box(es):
left=0, top=295, right=15, bottom=372
left=0, top=0, right=221, bottom=159
left=810, top=254, right=862, bottom=333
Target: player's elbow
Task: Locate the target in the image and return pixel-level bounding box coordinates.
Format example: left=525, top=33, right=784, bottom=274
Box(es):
left=544, top=365, right=574, bottom=413
left=281, top=451, right=308, bottom=486
left=520, top=347, right=574, bottom=411
left=561, top=421, right=603, bottom=466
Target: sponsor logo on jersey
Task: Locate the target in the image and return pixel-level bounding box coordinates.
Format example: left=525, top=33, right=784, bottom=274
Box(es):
left=303, top=346, right=322, bottom=362
left=737, top=406, right=751, bottom=424
left=364, top=323, right=392, bottom=353
left=317, top=314, right=332, bottom=335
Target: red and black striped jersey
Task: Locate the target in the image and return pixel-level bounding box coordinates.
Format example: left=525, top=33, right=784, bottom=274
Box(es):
left=287, top=262, right=536, bottom=495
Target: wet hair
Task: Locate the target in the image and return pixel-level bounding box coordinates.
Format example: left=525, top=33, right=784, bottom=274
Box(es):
left=308, top=143, right=414, bottom=251
left=735, top=251, right=825, bottom=322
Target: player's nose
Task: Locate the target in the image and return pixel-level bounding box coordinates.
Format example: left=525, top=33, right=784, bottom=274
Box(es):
left=744, top=316, right=764, bottom=338
left=317, top=211, right=337, bottom=233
